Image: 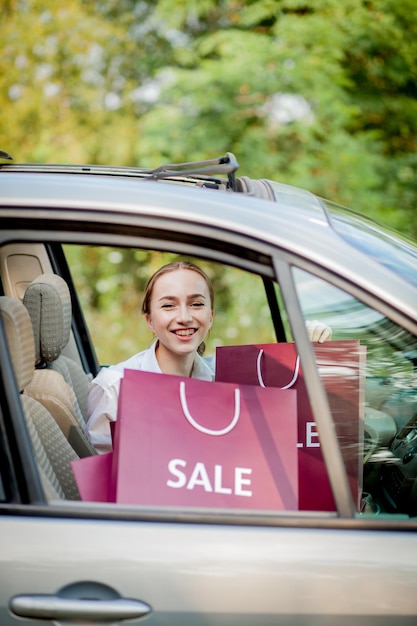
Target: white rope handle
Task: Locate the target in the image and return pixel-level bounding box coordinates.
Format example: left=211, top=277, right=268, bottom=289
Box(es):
left=256, top=348, right=300, bottom=389
left=179, top=380, right=241, bottom=436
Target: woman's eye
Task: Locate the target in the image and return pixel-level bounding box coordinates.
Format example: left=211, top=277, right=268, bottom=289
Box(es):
left=191, top=302, right=204, bottom=307
left=161, top=303, right=174, bottom=309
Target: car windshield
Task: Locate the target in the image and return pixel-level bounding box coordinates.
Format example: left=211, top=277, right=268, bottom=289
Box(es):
left=322, top=199, right=417, bottom=288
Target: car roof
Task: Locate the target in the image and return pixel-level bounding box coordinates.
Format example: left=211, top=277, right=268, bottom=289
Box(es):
left=0, top=162, right=416, bottom=324
left=0, top=163, right=330, bottom=243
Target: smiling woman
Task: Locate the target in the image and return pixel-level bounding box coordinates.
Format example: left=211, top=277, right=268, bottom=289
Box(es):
left=86, top=261, right=216, bottom=452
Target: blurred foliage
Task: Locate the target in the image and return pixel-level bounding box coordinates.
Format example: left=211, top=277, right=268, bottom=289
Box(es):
left=64, top=246, right=277, bottom=363
left=1, top=0, right=416, bottom=233
left=2, top=1, right=417, bottom=360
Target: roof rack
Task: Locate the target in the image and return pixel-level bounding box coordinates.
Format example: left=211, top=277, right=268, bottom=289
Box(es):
left=149, top=152, right=239, bottom=190
left=0, top=151, right=239, bottom=189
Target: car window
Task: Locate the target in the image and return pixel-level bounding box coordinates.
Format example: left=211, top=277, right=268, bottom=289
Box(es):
left=64, top=245, right=364, bottom=515
left=293, top=267, right=417, bottom=517
left=64, top=246, right=305, bottom=512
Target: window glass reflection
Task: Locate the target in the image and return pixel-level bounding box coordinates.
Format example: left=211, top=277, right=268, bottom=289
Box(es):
left=293, top=267, right=417, bottom=517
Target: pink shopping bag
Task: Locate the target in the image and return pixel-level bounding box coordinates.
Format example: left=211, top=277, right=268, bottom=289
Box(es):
left=112, top=369, right=298, bottom=510
left=215, top=340, right=365, bottom=511
left=71, top=452, right=114, bottom=502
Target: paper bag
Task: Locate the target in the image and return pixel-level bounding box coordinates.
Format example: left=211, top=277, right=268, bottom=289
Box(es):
left=112, top=369, right=298, bottom=510
left=215, top=340, right=365, bottom=511
left=71, top=452, right=114, bottom=502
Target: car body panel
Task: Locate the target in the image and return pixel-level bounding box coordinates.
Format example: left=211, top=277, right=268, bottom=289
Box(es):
left=1, top=512, right=417, bottom=625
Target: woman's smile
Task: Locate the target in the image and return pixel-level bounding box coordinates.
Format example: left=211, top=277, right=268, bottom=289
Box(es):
left=172, top=328, right=197, bottom=337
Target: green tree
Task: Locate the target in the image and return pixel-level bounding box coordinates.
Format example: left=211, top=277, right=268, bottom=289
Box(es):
left=135, top=0, right=417, bottom=234
left=0, top=0, right=173, bottom=163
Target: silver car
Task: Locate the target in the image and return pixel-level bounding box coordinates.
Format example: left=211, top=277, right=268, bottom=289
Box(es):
left=0, top=153, right=416, bottom=625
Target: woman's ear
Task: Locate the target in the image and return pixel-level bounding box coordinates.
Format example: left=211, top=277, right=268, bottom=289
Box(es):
left=145, top=313, right=154, bottom=332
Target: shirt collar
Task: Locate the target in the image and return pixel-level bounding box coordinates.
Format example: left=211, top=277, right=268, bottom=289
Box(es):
left=145, top=341, right=214, bottom=380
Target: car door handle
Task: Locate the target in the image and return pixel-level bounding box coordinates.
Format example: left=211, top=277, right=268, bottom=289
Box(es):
left=10, top=594, right=151, bottom=622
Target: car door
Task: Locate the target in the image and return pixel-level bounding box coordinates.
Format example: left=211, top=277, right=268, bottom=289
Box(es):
left=1, top=225, right=417, bottom=626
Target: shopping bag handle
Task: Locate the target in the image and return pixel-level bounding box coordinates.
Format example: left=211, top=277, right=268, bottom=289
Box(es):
left=256, top=349, right=300, bottom=389
left=179, top=381, right=241, bottom=436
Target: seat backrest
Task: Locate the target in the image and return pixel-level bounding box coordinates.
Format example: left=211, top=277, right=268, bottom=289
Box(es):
left=23, top=274, right=96, bottom=457
left=0, top=296, right=81, bottom=500
left=23, top=273, right=90, bottom=425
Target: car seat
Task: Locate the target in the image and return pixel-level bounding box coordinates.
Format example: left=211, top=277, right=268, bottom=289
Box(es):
left=23, top=273, right=90, bottom=424
left=0, top=296, right=80, bottom=499
left=23, top=274, right=96, bottom=457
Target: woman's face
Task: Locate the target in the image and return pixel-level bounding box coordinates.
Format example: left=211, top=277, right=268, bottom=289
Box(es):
left=145, top=268, right=213, bottom=358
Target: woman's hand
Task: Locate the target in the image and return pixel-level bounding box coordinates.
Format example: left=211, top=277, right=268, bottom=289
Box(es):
left=305, top=320, right=332, bottom=343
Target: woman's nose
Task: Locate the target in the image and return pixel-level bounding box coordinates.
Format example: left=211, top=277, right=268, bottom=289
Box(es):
left=177, top=303, right=192, bottom=322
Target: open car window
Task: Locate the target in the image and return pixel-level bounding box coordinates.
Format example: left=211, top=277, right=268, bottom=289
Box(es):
left=65, top=245, right=384, bottom=516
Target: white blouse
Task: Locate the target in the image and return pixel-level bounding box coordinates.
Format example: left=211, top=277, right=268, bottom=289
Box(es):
left=86, top=341, right=214, bottom=452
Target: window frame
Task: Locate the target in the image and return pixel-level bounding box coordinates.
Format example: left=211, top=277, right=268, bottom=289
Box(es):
left=0, top=213, right=417, bottom=528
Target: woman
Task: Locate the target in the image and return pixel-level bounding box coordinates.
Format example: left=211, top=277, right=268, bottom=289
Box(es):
left=86, top=261, right=215, bottom=451
left=86, top=260, right=331, bottom=452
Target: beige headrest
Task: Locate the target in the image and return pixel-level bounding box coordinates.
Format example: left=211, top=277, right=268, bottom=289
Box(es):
left=0, top=296, right=35, bottom=391
left=23, top=274, right=71, bottom=366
